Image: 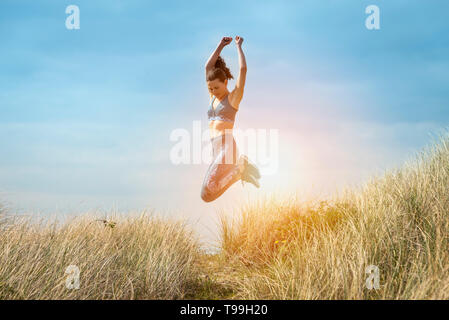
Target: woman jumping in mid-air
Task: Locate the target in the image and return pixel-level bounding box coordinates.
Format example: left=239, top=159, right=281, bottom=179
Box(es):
left=201, top=36, right=261, bottom=203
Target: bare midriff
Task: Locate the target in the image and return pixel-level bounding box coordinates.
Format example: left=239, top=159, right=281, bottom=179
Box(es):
left=209, top=120, right=234, bottom=139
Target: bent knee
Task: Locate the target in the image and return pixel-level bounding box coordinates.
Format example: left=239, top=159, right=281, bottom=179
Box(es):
left=201, top=187, right=214, bottom=203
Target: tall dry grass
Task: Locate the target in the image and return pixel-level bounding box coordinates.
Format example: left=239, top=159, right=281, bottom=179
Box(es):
left=219, top=130, right=449, bottom=299
left=0, top=210, right=201, bottom=299
left=2, top=129, right=449, bottom=300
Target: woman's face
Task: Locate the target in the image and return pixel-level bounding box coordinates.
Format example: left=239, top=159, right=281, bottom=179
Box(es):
left=207, top=78, right=228, bottom=97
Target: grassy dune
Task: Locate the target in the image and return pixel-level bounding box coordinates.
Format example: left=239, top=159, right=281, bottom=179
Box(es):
left=1, top=131, right=449, bottom=299
left=217, top=131, right=449, bottom=299
left=0, top=211, right=202, bottom=299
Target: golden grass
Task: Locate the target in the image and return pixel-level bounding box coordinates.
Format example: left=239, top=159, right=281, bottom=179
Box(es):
left=0, top=211, right=201, bottom=299
left=2, top=130, right=449, bottom=300
left=218, top=131, right=449, bottom=299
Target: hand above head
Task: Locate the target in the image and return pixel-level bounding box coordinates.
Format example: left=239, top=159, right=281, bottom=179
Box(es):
left=220, top=36, right=233, bottom=47
left=235, top=36, right=244, bottom=46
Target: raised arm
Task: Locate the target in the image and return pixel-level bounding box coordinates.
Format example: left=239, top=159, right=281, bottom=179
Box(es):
left=205, top=37, right=232, bottom=77
left=231, top=36, right=247, bottom=109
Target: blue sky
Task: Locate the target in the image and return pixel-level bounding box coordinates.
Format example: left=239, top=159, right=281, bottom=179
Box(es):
left=1, top=0, right=448, bottom=245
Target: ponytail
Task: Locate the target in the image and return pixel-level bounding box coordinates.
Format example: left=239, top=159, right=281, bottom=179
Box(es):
left=206, top=56, right=234, bottom=82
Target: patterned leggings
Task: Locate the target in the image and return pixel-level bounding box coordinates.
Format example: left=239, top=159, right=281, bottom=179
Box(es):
left=200, top=133, right=242, bottom=202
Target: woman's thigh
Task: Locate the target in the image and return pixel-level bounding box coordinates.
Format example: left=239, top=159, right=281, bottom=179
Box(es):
left=216, top=134, right=238, bottom=165
left=201, top=137, right=240, bottom=201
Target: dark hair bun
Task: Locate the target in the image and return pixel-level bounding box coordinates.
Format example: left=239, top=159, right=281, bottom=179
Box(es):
left=206, top=56, right=234, bottom=82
